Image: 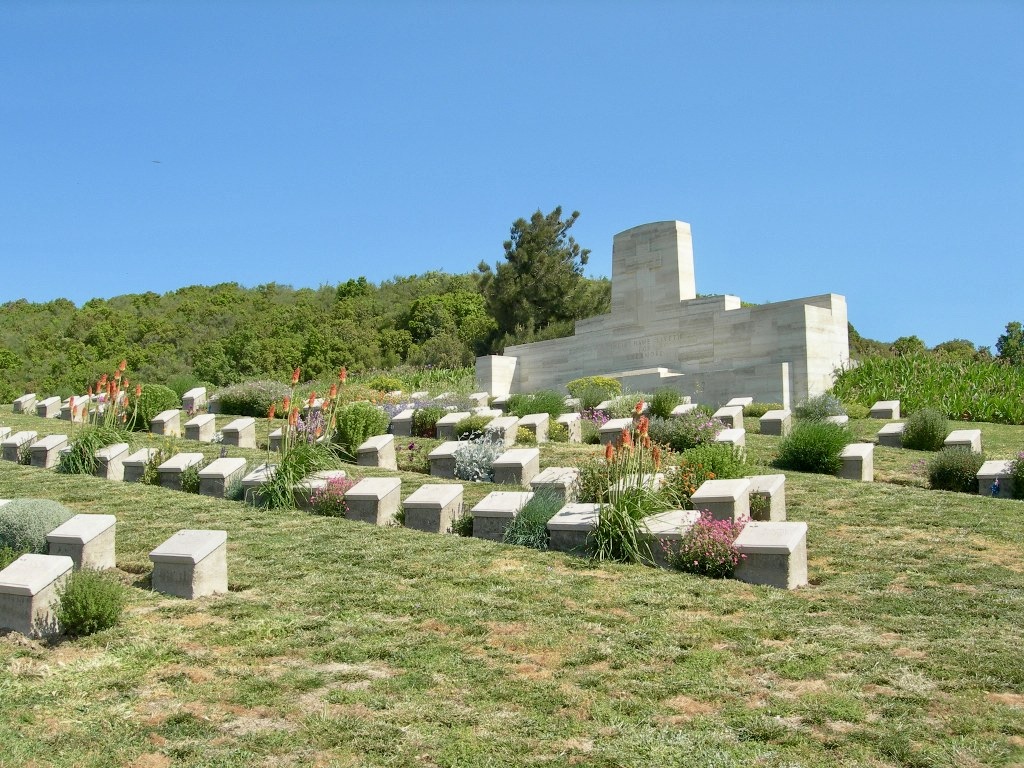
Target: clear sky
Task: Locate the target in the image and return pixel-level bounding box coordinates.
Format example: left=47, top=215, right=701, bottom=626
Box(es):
left=2, top=1, right=1021, bottom=350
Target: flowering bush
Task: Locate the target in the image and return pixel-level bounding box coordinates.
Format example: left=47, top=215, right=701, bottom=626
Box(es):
left=335, top=402, right=390, bottom=457
left=580, top=407, right=609, bottom=445
left=604, top=393, right=653, bottom=419
left=309, top=475, right=356, bottom=517
left=647, top=412, right=722, bottom=452
left=396, top=440, right=432, bottom=474
left=793, top=393, right=846, bottom=421
left=453, top=437, right=505, bottom=482
left=217, top=379, right=291, bottom=418
left=648, top=389, right=682, bottom=419
left=412, top=406, right=447, bottom=438
left=1010, top=451, right=1024, bottom=500
left=927, top=448, right=985, bottom=493
left=665, top=511, right=746, bottom=578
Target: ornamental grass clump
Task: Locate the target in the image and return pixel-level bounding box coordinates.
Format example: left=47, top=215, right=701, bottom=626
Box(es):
left=793, top=393, right=846, bottom=422
left=453, top=437, right=505, bottom=482
left=927, top=448, right=985, bottom=493
left=507, top=390, right=567, bottom=420
left=664, top=511, right=746, bottom=579
left=55, top=570, right=128, bottom=637
left=648, top=389, right=682, bottom=419
left=0, top=499, right=75, bottom=554
left=502, top=490, right=564, bottom=550
left=775, top=420, right=852, bottom=474
left=647, top=411, right=721, bottom=452
left=901, top=407, right=949, bottom=452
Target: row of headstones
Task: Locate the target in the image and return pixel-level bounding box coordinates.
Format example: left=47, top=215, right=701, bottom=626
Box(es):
left=0, top=502, right=227, bottom=638
left=12, top=387, right=210, bottom=420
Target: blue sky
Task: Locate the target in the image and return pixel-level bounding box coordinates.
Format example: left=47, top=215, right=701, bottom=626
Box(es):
left=2, top=1, right=1021, bottom=350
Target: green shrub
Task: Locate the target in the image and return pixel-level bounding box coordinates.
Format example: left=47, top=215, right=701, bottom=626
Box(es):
left=648, top=412, right=721, bottom=453
left=678, top=443, right=748, bottom=480
left=775, top=421, right=852, bottom=474
left=575, top=456, right=612, bottom=504
left=649, top=389, right=683, bottom=419
left=365, top=374, right=404, bottom=393
left=454, top=415, right=491, bottom=441
left=515, top=426, right=536, bottom=445
left=125, top=383, right=180, bottom=431
left=793, top=393, right=846, bottom=421
left=581, top=419, right=602, bottom=445
left=166, top=374, right=208, bottom=399
left=605, top=393, right=652, bottom=419
left=216, top=379, right=290, bottom=418
left=179, top=463, right=202, bottom=494
left=57, top=425, right=131, bottom=475
left=507, top=390, right=567, bottom=419
left=453, top=438, right=505, bottom=482
left=1, top=546, right=25, bottom=569
left=449, top=509, right=474, bottom=537
left=928, top=448, right=985, bottom=493
left=548, top=421, right=569, bottom=443
left=335, top=402, right=390, bottom=457
left=1011, top=452, right=1024, bottom=500
left=0, top=499, right=76, bottom=553
left=843, top=402, right=870, bottom=420
left=502, top=490, right=563, bottom=550
left=413, top=406, right=446, bottom=438
left=566, top=376, right=621, bottom=409
left=901, top=407, right=949, bottom=452
left=744, top=402, right=784, bottom=418
left=55, top=570, right=127, bottom=637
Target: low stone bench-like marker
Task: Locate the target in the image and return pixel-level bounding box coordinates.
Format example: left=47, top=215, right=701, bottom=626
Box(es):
left=0, top=554, right=74, bottom=637
left=471, top=490, right=534, bottom=541
left=609, top=473, right=666, bottom=500
left=492, top=447, right=541, bottom=487
left=746, top=474, right=787, bottom=521
left=640, top=509, right=700, bottom=569
left=759, top=409, right=792, bottom=437
left=123, top=448, right=158, bottom=483
left=157, top=452, right=205, bottom=491
left=547, top=502, right=601, bottom=556
left=472, top=407, right=503, bottom=419
left=877, top=422, right=905, bottom=448
left=691, top=478, right=752, bottom=522
left=839, top=443, right=874, bottom=482
left=428, top=441, right=462, bottom=479
left=595, top=399, right=615, bottom=413
left=241, top=463, right=276, bottom=505
left=198, top=457, right=248, bottom=498
left=713, top=405, right=744, bottom=429
left=491, top=394, right=511, bottom=413
left=149, top=529, right=228, bottom=599
left=403, top=483, right=464, bottom=534
left=30, top=434, right=68, bottom=469
left=726, top=396, right=753, bottom=408
left=185, top=413, right=217, bottom=443
left=2, top=431, right=38, bottom=462
left=825, top=414, right=850, bottom=427
left=530, top=466, right=581, bottom=505
left=269, top=428, right=283, bottom=451
left=13, top=393, right=37, bottom=414
left=345, top=476, right=402, bottom=526
left=564, top=396, right=581, bottom=412
left=599, top=417, right=635, bottom=446
left=409, top=390, right=429, bottom=400
left=671, top=403, right=698, bottom=417
left=733, top=521, right=808, bottom=589
left=221, top=417, right=257, bottom=449
left=0, top=427, right=9, bottom=441
left=356, top=433, right=398, bottom=471
left=302, top=398, right=325, bottom=415
left=870, top=400, right=901, bottom=419
left=468, top=391, right=490, bottom=407
left=556, top=412, right=582, bottom=443
left=436, top=411, right=472, bottom=441
left=944, top=429, right=982, bottom=454
left=977, top=460, right=1014, bottom=498
left=518, top=413, right=549, bottom=443
left=150, top=409, right=182, bottom=437
left=390, top=408, right=415, bottom=437
left=181, top=387, right=207, bottom=412
left=47, top=514, right=116, bottom=570
left=485, top=416, right=520, bottom=448
left=35, top=396, right=62, bottom=419
left=94, top=442, right=130, bottom=481
left=714, top=428, right=746, bottom=454
left=60, top=399, right=89, bottom=423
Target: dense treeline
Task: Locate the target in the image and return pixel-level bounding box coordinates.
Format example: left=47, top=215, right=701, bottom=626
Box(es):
left=0, top=271, right=612, bottom=401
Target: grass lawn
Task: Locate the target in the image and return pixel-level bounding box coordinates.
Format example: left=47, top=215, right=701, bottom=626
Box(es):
left=1, top=407, right=1022, bottom=767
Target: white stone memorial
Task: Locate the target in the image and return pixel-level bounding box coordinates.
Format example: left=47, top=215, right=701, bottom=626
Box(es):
left=746, top=474, right=787, bottom=521
left=839, top=443, right=874, bottom=482
left=428, top=441, right=462, bottom=479
left=733, top=521, right=808, bottom=590
left=390, top=408, right=415, bottom=437
left=640, top=509, right=700, bottom=568
left=36, top=396, right=62, bottom=419
left=13, top=393, right=37, bottom=414
left=713, top=405, right=744, bottom=429
left=759, top=409, right=792, bottom=437
left=977, top=460, right=1014, bottom=498
left=877, top=422, right=905, bottom=448
left=185, top=413, right=217, bottom=443
left=691, top=478, right=752, bottom=522
left=123, top=448, right=158, bottom=483
left=2, top=431, right=37, bottom=462
left=530, top=467, right=581, bottom=505
left=150, top=409, right=182, bottom=437
left=0, top=554, right=74, bottom=637
left=241, top=463, right=276, bottom=504
left=435, top=411, right=472, bottom=441
left=198, top=457, right=248, bottom=498
left=547, top=503, right=601, bottom=556
left=403, top=483, right=464, bottom=534
left=484, top=416, right=520, bottom=448
left=149, top=529, right=228, bottom=599
left=156, top=452, right=205, bottom=490
left=555, top=412, right=583, bottom=443
left=30, top=434, right=68, bottom=469
left=492, top=447, right=541, bottom=487
left=47, top=514, right=117, bottom=570
left=94, top=442, right=130, bottom=481
left=471, top=490, right=534, bottom=541
left=182, top=387, right=207, bottom=412
left=943, top=429, right=982, bottom=454
left=222, top=417, right=257, bottom=449
left=517, top=413, right=549, bottom=443
left=292, top=469, right=349, bottom=510
left=599, top=417, right=635, bottom=446
left=869, top=400, right=900, bottom=419
left=356, top=434, right=398, bottom=471
left=345, top=477, right=402, bottom=526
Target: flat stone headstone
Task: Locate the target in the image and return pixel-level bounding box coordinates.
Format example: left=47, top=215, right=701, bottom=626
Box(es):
left=726, top=396, right=754, bottom=408
left=184, top=413, right=217, bottom=443
left=490, top=394, right=511, bottom=413
left=595, top=399, right=615, bottom=413
left=29, top=434, right=68, bottom=469
left=492, top=447, right=541, bottom=487
left=517, top=413, right=549, bottom=443
left=485, top=416, right=520, bottom=448
left=269, top=427, right=283, bottom=452
left=599, top=417, right=634, bottom=446
left=150, top=409, right=182, bottom=437
left=435, top=411, right=472, bottom=441
left=0, top=554, right=74, bottom=637
left=47, top=514, right=116, bottom=570
left=123, top=448, right=158, bottom=483
left=563, top=397, right=581, bottom=412
left=149, top=529, right=228, bottom=599
left=547, top=502, right=601, bottom=556
left=221, top=417, right=257, bottom=449
left=746, top=474, right=787, bottom=521
left=345, top=476, right=402, bottom=525
left=468, top=391, right=490, bottom=407
left=530, top=466, right=581, bottom=505
left=671, top=403, right=698, bottom=417
left=2, top=431, right=38, bottom=462
left=409, top=391, right=429, bottom=400
left=471, top=491, right=534, bottom=542
left=13, top=393, right=37, bottom=414
left=713, top=405, right=744, bottom=429
left=943, top=429, right=982, bottom=454
left=356, top=433, right=398, bottom=471
left=35, top=396, right=62, bottom=419
left=60, top=399, right=89, bottom=423
left=714, top=428, right=746, bottom=452
left=691, top=478, right=752, bottom=521
left=759, top=409, right=792, bottom=437
left=555, top=412, right=582, bottom=443
left=427, top=441, right=463, bottom=479
left=977, top=460, right=1014, bottom=498
left=877, top=422, right=905, bottom=448
left=241, top=463, right=276, bottom=505
left=640, top=509, right=701, bottom=568
left=156, top=452, right=205, bottom=491
left=869, top=400, right=900, bottom=419
left=390, top=408, right=415, bottom=437
left=198, top=457, right=248, bottom=498
left=839, top=442, right=874, bottom=482
left=94, top=442, right=130, bottom=481
left=733, top=521, right=809, bottom=589
left=825, top=414, right=850, bottom=427
left=182, top=387, right=207, bottom=412
left=403, top=483, right=464, bottom=534
left=292, top=469, right=349, bottom=510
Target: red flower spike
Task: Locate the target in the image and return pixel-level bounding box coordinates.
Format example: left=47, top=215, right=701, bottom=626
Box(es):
left=338, top=366, right=348, bottom=384
left=267, top=405, right=276, bottom=421
left=620, top=428, right=633, bottom=448
left=119, top=359, right=127, bottom=372
left=634, top=401, right=644, bottom=414
left=292, top=367, right=301, bottom=385
left=604, top=443, right=614, bottom=462
left=283, top=396, right=291, bottom=412
left=134, top=384, right=142, bottom=397
left=653, top=446, right=662, bottom=470
left=637, top=416, right=649, bottom=435
left=308, top=391, right=316, bottom=407
left=329, top=383, right=337, bottom=399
